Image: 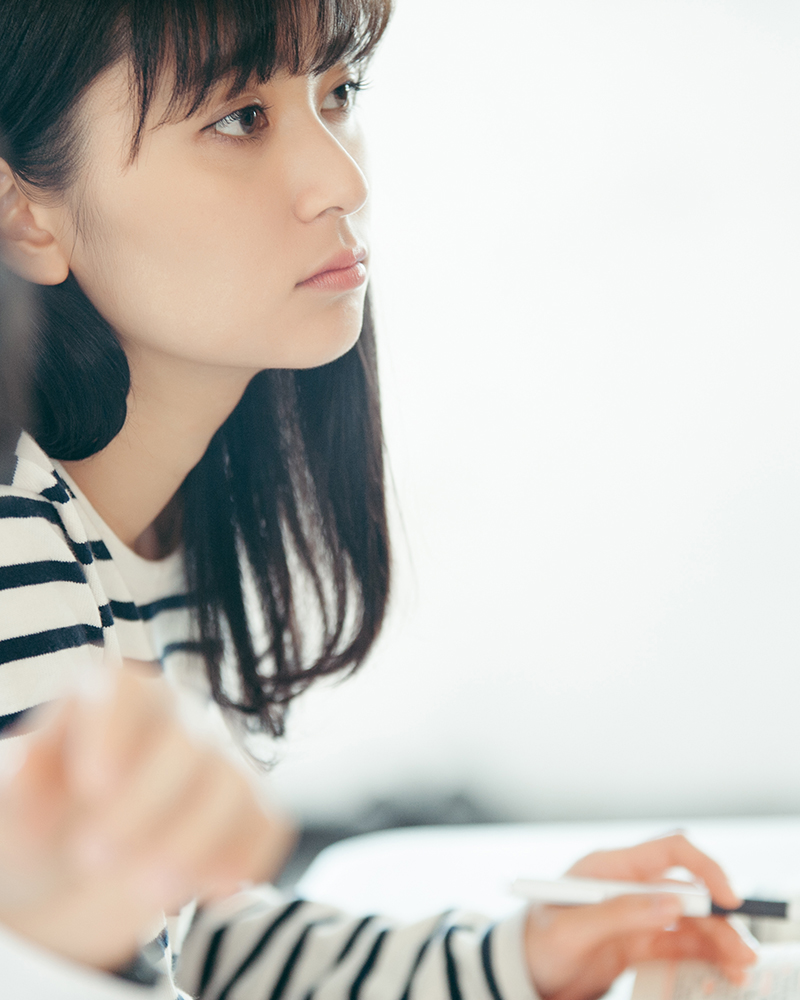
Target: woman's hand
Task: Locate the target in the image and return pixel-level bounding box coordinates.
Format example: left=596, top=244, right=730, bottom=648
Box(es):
left=524, top=834, right=758, bottom=1000
left=0, top=665, right=295, bottom=971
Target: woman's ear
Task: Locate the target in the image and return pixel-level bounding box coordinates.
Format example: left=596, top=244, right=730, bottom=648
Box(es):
left=0, top=159, right=70, bottom=285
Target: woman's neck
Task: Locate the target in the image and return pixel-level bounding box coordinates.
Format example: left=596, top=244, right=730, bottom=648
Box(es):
left=61, top=349, right=257, bottom=556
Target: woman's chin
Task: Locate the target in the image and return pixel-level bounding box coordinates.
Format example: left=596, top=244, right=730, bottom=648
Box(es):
left=275, top=320, right=365, bottom=370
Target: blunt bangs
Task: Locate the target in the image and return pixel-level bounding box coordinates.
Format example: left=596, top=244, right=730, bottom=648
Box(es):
left=125, top=0, right=392, bottom=149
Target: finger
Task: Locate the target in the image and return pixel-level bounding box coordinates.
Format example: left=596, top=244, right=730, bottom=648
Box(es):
left=0, top=706, right=76, bottom=906
left=542, top=893, right=684, bottom=960
left=197, top=796, right=296, bottom=902
left=694, top=915, right=758, bottom=967
left=137, top=758, right=290, bottom=907
left=722, top=967, right=749, bottom=986
left=72, top=724, right=202, bottom=869
left=640, top=919, right=758, bottom=981
left=657, top=835, right=740, bottom=909
left=201, top=797, right=295, bottom=896
left=133, top=755, right=253, bottom=908
left=192, top=797, right=268, bottom=900
left=66, top=668, right=173, bottom=800
left=6, top=702, right=73, bottom=843
left=664, top=916, right=757, bottom=969
left=568, top=834, right=741, bottom=909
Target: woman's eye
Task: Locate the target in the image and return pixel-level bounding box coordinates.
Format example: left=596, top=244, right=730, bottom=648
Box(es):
left=212, top=105, right=267, bottom=138
left=321, top=80, right=364, bottom=113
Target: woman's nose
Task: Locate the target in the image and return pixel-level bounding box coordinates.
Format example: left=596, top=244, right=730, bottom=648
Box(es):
left=290, top=122, right=369, bottom=223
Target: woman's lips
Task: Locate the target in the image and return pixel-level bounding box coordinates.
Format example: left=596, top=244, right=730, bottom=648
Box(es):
left=298, top=262, right=367, bottom=292
left=297, top=247, right=368, bottom=291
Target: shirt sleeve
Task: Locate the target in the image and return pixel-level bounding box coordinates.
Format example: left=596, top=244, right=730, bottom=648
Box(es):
left=176, top=886, right=540, bottom=1000
left=0, top=487, right=107, bottom=733
left=0, top=918, right=185, bottom=1000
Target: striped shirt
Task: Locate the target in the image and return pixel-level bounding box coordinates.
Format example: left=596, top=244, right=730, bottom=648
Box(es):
left=0, top=432, right=194, bottom=733
left=0, top=432, right=537, bottom=1000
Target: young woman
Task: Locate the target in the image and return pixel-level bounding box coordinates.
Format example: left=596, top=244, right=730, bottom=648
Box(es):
left=0, top=0, right=757, bottom=997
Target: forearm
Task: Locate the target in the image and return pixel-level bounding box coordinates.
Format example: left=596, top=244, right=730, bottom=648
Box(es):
left=178, top=886, right=539, bottom=1000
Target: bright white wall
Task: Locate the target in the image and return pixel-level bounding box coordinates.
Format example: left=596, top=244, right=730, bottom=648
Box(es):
left=268, top=0, right=800, bottom=823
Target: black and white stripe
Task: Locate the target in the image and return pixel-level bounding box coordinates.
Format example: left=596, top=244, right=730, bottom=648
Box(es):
left=176, top=890, right=536, bottom=1000
left=0, top=432, right=538, bottom=1000
left=0, top=433, right=193, bottom=733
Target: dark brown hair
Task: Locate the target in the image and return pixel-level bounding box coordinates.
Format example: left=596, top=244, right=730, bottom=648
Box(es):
left=0, top=0, right=393, bottom=736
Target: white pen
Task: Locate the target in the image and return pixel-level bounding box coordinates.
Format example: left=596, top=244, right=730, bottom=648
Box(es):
left=511, top=877, right=797, bottom=920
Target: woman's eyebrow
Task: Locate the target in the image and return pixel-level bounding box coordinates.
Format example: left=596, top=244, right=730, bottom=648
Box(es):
left=164, top=52, right=372, bottom=126
left=150, top=73, right=261, bottom=128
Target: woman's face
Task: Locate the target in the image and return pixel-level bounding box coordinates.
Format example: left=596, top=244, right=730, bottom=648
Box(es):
left=54, top=59, right=370, bottom=376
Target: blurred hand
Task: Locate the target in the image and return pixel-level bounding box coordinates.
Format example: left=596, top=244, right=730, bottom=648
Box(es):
left=0, top=664, right=295, bottom=970
left=524, top=834, right=758, bottom=1000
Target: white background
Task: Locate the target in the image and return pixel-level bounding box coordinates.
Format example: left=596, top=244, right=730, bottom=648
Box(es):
left=268, top=0, right=800, bottom=825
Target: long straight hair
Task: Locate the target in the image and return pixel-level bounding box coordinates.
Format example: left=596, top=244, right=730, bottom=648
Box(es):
left=0, top=0, right=392, bottom=736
